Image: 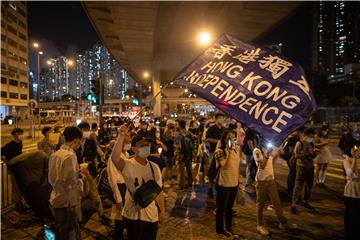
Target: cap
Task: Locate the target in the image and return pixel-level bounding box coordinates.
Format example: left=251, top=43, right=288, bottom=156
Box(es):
left=131, top=134, right=153, bottom=147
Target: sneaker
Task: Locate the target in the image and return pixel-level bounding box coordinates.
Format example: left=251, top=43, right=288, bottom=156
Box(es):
left=164, top=182, right=171, bottom=188
left=279, top=222, right=297, bottom=230
left=290, top=206, right=297, bottom=214
left=226, top=230, right=240, bottom=239
left=302, top=202, right=315, bottom=211
left=216, top=230, right=232, bottom=238
left=257, top=225, right=270, bottom=236
left=266, top=205, right=274, bottom=211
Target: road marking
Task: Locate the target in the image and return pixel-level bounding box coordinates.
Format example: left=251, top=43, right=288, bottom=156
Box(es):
left=327, top=166, right=343, bottom=173
left=326, top=172, right=346, bottom=180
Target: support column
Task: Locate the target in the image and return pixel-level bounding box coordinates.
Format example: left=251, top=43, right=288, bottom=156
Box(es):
left=152, top=71, right=161, bottom=117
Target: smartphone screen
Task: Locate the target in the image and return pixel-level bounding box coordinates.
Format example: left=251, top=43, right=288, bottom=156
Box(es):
left=44, top=225, right=55, bottom=240
left=228, top=139, right=232, bottom=148
left=158, top=147, right=163, bottom=154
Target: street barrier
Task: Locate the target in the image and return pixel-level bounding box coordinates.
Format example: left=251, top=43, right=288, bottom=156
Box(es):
left=1, top=161, right=14, bottom=209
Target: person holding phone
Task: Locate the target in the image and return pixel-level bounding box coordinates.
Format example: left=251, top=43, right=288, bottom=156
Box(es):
left=213, top=129, right=241, bottom=238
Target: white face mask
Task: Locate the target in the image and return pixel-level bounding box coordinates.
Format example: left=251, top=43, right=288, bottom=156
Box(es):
left=138, top=146, right=151, bottom=159
left=83, top=131, right=91, bottom=139
left=123, top=143, right=131, bottom=151
left=306, top=137, right=313, bottom=143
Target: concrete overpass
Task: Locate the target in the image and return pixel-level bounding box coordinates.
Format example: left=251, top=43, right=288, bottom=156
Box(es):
left=83, top=1, right=300, bottom=116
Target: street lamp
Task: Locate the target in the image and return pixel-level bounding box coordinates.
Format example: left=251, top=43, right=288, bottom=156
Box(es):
left=198, top=32, right=211, bottom=45
left=32, top=42, right=43, bottom=102
left=143, top=72, right=149, bottom=78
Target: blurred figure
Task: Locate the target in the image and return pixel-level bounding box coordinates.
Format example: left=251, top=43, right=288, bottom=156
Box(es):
left=206, top=113, right=225, bottom=197
left=343, top=146, right=360, bottom=240
left=48, top=126, right=83, bottom=240
left=338, top=127, right=357, bottom=157
left=90, top=122, right=99, bottom=145
left=242, top=127, right=257, bottom=192
left=314, top=126, right=332, bottom=186
left=1, top=128, right=26, bottom=212
left=38, top=127, right=55, bottom=156
left=162, top=120, right=176, bottom=185
left=175, top=120, right=195, bottom=189
left=291, top=128, right=318, bottom=214
left=1, top=128, right=24, bottom=162
left=281, top=127, right=304, bottom=196
left=77, top=121, right=98, bottom=177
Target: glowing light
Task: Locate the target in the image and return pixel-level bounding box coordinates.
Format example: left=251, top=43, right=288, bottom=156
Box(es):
left=39, top=51, right=43, bottom=55
left=33, top=42, right=39, bottom=48
left=198, top=32, right=211, bottom=45
left=143, top=72, right=149, bottom=78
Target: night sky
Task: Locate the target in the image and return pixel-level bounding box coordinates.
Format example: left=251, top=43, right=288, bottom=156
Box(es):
left=27, top=1, right=312, bottom=74
left=27, top=1, right=99, bottom=72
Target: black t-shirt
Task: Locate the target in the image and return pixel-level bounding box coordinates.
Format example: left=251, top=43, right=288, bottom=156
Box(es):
left=1, top=140, right=23, bottom=161
left=206, top=125, right=223, bottom=153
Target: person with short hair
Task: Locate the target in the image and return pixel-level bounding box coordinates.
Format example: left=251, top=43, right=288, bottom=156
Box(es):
left=1, top=127, right=25, bottom=212
left=38, top=127, right=55, bottom=156
left=111, top=126, right=165, bottom=240
left=48, top=126, right=83, bottom=240
left=1, top=128, right=24, bottom=162
left=291, top=128, right=318, bottom=214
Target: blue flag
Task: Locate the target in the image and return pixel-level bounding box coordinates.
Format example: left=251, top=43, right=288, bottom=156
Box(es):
left=173, top=34, right=317, bottom=146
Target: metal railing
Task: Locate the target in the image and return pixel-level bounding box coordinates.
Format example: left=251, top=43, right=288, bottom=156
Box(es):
left=1, top=161, right=14, bottom=209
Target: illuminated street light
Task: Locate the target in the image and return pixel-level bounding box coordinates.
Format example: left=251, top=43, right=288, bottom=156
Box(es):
left=68, top=60, right=74, bottom=66
left=47, top=60, right=53, bottom=65
left=39, top=51, right=43, bottom=55
left=143, top=72, right=149, bottom=78
left=33, top=42, right=39, bottom=48
left=198, top=32, right=211, bottom=45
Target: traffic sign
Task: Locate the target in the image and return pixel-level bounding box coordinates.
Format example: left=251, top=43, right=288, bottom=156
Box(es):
left=28, top=99, right=38, bottom=109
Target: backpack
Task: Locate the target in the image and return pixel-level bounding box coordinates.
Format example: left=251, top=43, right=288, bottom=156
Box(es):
left=180, top=132, right=195, bottom=161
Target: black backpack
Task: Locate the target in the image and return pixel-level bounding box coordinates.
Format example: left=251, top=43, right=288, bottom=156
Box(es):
left=180, top=132, right=195, bottom=161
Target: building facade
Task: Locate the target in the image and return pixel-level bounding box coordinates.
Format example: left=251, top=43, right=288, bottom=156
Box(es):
left=313, top=1, right=360, bottom=83
left=40, top=42, right=133, bottom=102
left=0, top=1, right=29, bottom=117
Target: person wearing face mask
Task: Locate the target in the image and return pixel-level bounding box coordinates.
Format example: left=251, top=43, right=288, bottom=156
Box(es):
left=110, top=126, right=165, bottom=240
left=338, top=126, right=357, bottom=158
left=213, top=129, right=241, bottom=238
left=1, top=128, right=25, bottom=212
left=48, top=126, right=83, bottom=240
left=291, top=128, right=318, bottom=214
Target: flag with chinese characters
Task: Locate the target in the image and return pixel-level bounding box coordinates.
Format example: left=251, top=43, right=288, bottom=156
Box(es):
left=173, top=34, right=317, bottom=146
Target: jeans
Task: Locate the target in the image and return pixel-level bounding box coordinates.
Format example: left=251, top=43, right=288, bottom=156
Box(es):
left=179, top=159, right=193, bottom=188
left=245, top=155, right=254, bottom=186
left=215, top=185, right=238, bottom=233
left=51, top=206, right=80, bottom=240
left=255, top=180, right=287, bottom=226
left=292, top=166, right=314, bottom=204
left=123, top=217, right=159, bottom=240
left=287, top=158, right=297, bottom=194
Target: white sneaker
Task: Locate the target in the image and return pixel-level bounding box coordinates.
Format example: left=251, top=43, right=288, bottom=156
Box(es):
left=257, top=225, right=270, bottom=236
left=164, top=182, right=171, bottom=188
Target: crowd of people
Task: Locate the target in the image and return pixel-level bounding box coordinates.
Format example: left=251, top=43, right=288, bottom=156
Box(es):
left=1, top=114, right=359, bottom=240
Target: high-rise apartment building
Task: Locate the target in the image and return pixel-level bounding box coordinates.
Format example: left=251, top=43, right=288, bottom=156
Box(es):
left=313, top=1, right=360, bottom=83
left=0, top=1, right=29, bottom=116
left=40, top=42, right=132, bottom=102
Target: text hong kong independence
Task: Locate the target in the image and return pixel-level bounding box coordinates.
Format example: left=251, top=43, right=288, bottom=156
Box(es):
left=179, top=44, right=312, bottom=134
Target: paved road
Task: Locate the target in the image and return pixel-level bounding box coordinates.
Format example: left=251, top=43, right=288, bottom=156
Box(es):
left=1, top=142, right=346, bottom=240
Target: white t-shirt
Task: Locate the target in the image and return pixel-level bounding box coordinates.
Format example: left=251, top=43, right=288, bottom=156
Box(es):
left=253, top=148, right=274, bottom=181
left=121, top=158, right=163, bottom=222
left=107, top=152, right=127, bottom=204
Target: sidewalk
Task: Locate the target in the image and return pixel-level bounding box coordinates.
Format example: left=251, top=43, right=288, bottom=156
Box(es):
left=1, top=160, right=345, bottom=240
